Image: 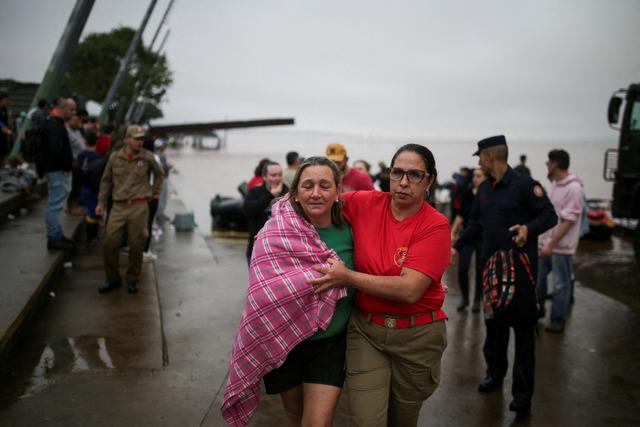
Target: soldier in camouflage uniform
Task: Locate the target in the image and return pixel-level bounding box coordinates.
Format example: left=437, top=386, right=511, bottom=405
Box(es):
left=96, top=125, right=164, bottom=294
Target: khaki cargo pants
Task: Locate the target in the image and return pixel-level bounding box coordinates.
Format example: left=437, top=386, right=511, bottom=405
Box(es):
left=346, top=312, right=447, bottom=427
left=103, top=202, right=148, bottom=283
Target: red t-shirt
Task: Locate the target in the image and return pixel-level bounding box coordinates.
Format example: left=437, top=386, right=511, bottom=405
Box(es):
left=95, top=135, right=112, bottom=157
left=342, top=191, right=450, bottom=316
left=247, top=176, right=264, bottom=190
left=341, top=168, right=374, bottom=192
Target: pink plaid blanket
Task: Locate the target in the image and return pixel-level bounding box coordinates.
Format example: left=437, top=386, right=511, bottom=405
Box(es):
left=221, top=195, right=348, bottom=426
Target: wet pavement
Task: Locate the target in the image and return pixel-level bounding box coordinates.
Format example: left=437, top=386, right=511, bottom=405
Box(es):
left=573, top=234, right=640, bottom=314
left=0, top=196, right=246, bottom=426
left=1, top=150, right=639, bottom=426
left=0, top=199, right=81, bottom=362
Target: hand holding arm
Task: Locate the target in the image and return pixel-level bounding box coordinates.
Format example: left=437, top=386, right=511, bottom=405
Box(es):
left=310, top=258, right=434, bottom=304
left=309, top=258, right=351, bottom=293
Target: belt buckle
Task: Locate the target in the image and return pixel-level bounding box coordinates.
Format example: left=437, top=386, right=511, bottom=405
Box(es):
left=384, top=317, right=396, bottom=329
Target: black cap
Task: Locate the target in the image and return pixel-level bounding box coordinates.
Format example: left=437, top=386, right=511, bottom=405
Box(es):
left=473, top=135, right=507, bottom=156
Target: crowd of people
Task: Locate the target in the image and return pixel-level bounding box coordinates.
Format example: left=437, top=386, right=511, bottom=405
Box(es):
left=0, top=92, right=172, bottom=295
left=225, top=135, right=586, bottom=426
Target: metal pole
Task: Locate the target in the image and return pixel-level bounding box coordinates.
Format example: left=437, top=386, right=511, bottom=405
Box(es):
left=123, top=0, right=175, bottom=123
left=149, top=0, right=175, bottom=52
left=11, top=0, right=95, bottom=156
left=124, top=29, right=170, bottom=124
left=122, top=0, right=175, bottom=123
left=131, top=98, right=146, bottom=124
left=132, top=30, right=170, bottom=124
left=99, top=0, right=159, bottom=122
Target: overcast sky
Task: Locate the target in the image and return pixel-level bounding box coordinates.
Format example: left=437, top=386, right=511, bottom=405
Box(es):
left=2, top=0, right=639, bottom=142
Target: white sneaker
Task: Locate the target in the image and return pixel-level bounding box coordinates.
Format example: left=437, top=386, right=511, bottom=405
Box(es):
left=143, top=251, right=158, bottom=262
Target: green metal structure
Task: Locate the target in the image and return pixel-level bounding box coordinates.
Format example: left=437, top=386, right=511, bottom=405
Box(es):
left=11, top=0, right=95, bottom=157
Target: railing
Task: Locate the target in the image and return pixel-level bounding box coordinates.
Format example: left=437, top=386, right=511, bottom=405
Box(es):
left=603, top=149, right=618, bottom=182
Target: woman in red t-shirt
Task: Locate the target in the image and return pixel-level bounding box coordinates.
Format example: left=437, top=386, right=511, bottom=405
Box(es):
left=311, top=143, right=451, bottom=426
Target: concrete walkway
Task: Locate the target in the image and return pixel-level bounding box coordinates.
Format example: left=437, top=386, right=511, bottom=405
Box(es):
left=0, top=195, right=639, bottom=426
left=0, top=198, right=82, bottom=366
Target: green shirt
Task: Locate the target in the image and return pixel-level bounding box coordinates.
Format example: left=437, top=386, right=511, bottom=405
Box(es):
left=308, top=223, right=355, bottom=340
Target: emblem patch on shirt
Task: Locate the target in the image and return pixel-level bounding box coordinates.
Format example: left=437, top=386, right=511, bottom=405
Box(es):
left=394, top=246, right=408, bottom=267
left=533, top=185, right=544, bottom=197
left=136, top=160, right=144, bottom=168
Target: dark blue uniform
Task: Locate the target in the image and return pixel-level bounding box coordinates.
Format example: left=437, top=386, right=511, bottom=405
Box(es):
left=454, top=166, right=557, bottom=409
left=454, top=166, right=557, bottom=266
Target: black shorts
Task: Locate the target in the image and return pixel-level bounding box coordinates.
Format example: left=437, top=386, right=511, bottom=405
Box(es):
left=263, top=330, right=346, bottom=395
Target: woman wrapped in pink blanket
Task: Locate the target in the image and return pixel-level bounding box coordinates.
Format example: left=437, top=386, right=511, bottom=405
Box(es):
left=222, top=157, right=354, bottom=426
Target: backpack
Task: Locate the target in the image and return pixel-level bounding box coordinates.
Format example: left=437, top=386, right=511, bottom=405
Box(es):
left=81, top=156, right=106, bottom=193
left=24, top=122, right=46, bottom=175
left=482, top=249, right=538, bottom=323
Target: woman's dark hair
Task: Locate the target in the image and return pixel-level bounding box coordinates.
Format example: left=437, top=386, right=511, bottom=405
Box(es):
left=289, top=156, right=345, bottom=227
left=254, top=158, right=271, bottom=177
left=261, top=160, right=280, bottom=176
left=390, top=143, right=438, bottom=188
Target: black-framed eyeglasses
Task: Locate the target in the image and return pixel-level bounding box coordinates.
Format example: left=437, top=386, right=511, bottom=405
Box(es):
left=389, top=167, right=429, bottom=183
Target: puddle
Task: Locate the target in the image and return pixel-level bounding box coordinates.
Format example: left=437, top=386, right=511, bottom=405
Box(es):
left=0, top=336, right=117, bottom=406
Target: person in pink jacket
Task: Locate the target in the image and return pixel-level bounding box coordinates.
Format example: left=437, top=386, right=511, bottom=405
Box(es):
left=536, top=149, right=584, bottom=333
